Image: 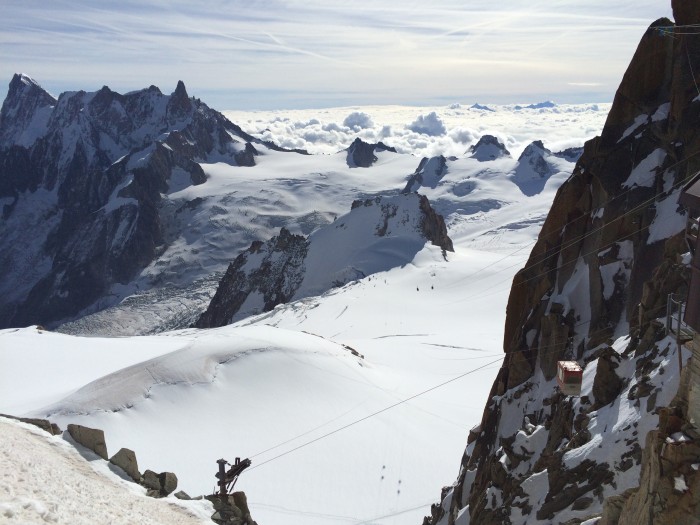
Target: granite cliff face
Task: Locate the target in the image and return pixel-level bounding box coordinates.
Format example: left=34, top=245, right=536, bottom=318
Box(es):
left=427, top=5, right=699, bottom=525
left=196, top=193, right=453, bottom=328
left=0, top=75, right=266, bottom=328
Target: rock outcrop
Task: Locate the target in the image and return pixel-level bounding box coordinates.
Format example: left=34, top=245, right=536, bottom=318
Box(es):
left=600, top=362, right=700, bottom=524
left=0, top=413, right=61, bottom=435
left=403, top=156, right=448, bottom=192
left=554, top=146, right=584, bottom=163
left=346, top=137, right=397, bottom=168
left=207, top=492, right=258, bottom=525
left=196, top=193, right=452, bottom=328
left=195, top=228, right=309, bottom=328
left=61, top=421, right=198, bottom=502
left=426, top=5, right=700, bottom=524
left=110, top=447, right=140, bottom=482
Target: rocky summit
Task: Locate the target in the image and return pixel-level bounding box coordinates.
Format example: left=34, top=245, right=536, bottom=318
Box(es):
left=468, top=135, right=511, bottom=162
left=346, top=137, right=397, bottom=168
left=426, top=3, right=700, bottom=525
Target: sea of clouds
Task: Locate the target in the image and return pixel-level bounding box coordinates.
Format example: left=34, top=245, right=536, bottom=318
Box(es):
left=225, top=102, right=611, bottom=159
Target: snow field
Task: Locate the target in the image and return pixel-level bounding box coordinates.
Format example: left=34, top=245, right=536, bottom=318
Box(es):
left=0, top=104, right=604, bottom=523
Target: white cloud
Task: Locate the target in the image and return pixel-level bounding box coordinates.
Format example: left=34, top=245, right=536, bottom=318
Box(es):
left=225, top=102, right=611, bottom=158
left=408, top=112, right=447, bottom=136
left=343, top=111, right=374, bottom=130
left=449, top=127, right=478, bottom=144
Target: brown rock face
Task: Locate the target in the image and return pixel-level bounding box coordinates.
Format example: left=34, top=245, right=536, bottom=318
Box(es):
left=426, top=7, right=700, bottom=525
left=672, top=0, right=700, bottom=26
left=500, top=14, right=695, bottom=393
left=601, top=366, right=700, bottom=525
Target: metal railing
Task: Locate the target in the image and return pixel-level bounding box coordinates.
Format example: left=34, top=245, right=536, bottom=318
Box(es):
left=667, top=293, right=694, bottom=343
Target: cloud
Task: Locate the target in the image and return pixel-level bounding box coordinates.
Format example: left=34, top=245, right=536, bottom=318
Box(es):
left=343, top=111, right=374, bottom=130
left=449, top=128, right=478, bottom=144
left=408, top=112, right=447, bottom=136
left=225, top=102, right=611, bottom=159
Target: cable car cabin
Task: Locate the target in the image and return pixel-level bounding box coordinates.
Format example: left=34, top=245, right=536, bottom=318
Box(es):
left=557, top=361, right=583, bottom=396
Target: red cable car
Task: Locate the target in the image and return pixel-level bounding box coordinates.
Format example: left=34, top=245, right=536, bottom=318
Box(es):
left=557, top=361, right=583, bottom=396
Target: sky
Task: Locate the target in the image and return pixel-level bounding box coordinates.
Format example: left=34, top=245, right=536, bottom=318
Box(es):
left=1, top=1, right=674, bottom=110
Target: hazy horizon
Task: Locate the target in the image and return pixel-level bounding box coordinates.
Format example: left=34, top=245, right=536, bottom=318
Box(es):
left=2, top=1, right=674, bottom=110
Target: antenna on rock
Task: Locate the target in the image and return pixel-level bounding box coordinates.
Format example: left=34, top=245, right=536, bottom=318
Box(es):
left=215, top=457, right=252, bottom=496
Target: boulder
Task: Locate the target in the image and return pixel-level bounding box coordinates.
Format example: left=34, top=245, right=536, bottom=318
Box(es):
left=109, top=447, right=140, bottom=482
left=141, top=468, right=178, bottom=497
left=142, top=469, right=161, bottom=491
left=66, top=424, right=108, bottom=460
left=160, top=471, right=178, bottom=496
left=592, top=348, right=624, bottom=408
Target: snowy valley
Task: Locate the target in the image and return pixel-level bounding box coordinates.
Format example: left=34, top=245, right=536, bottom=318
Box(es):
left=0, top=73, right=596, bottom=524
left=2, top=3, right=700, bottom=523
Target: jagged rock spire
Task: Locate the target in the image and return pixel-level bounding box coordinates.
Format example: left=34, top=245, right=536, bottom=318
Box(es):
left=167, top=80, right=192, bottom=119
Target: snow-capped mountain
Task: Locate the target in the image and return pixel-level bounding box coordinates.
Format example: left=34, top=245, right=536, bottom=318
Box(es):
left=0, top=77, right=592, bottom=523
left=426, top=6, right=700, bottom=525
left=511, top=140, right=570, bottom=197
left=196, top=193, right=452, bottom=328
left=0, top=74, right=279, bottom=329
left=468, top=135, right=511, bottom=162
left=0, top=70, right=586, bottom=337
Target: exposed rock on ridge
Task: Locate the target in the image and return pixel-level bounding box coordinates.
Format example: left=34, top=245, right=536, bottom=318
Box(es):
left=195, top=228, right=309, bottom=328
left=346, top=137, right=397, bottom=168
left=403, top=156, right=448, bottom=193
left=196, top=193, right=452, bottom=328
left=468, top=135, right=511, bottom=162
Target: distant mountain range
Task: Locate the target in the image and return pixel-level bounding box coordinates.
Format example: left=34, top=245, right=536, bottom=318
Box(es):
left=0, top=75, right=579, bottom=333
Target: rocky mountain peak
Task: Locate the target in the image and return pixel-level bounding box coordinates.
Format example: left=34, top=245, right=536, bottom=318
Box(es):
left=403, top=155, right=448, bottom=192
left=167, top=80, right=192, bottom=119
left=346, top=137, right=397, bottom=168
left=0, top=73, right=56, bottom=148
left=518, top=140, right=550, bottom=160
left=468, top=134, right=511, bottom=161
left=0, top=76, right=269, bottom=328
left=511, top=140, right=558, bottom=196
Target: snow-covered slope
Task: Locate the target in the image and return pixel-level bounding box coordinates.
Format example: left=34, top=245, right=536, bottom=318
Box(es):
left=54, top=133, right=575, bottom=336
left=195, top=192, right=452, bottom=327
left=0, top=236, right=513, bottom=525
left=0, top=78, right=606, bottom=525
left=0, top=417, right=213, bottom=525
